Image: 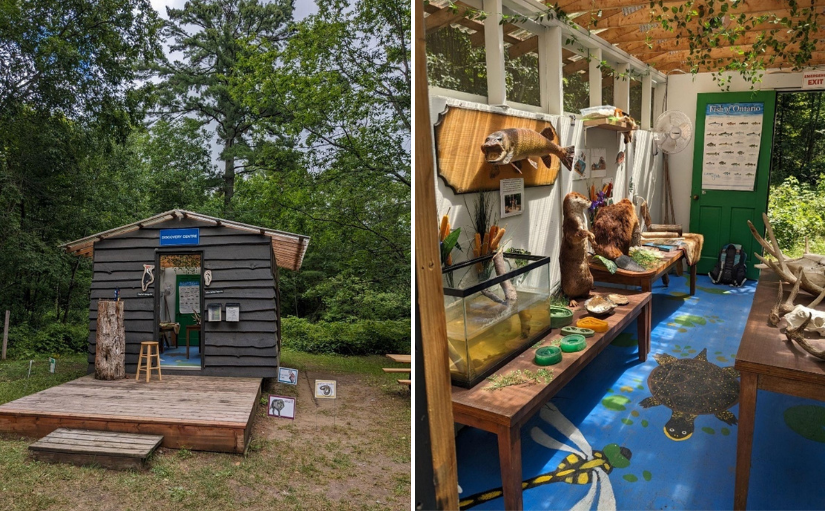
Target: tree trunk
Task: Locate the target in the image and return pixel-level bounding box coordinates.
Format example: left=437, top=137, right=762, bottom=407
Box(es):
left=95, top=300, right=125, bottom=380
left=223, top=138, right=235, bottom=213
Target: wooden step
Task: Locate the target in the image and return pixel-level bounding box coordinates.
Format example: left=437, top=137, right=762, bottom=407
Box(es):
left=382, top=367, right=411, bottom=373
left=29, top=428, right=163, bottom=470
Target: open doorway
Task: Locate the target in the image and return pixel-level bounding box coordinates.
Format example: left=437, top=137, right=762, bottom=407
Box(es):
left=768, top=91, right=825, bottom=257
left=157, top=253, right=202, bottom=369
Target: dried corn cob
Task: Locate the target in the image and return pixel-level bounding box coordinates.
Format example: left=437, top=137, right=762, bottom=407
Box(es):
left=439, top=215, right=449, bottom=241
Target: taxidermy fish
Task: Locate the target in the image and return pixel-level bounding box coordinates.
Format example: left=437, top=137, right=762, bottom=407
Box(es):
left=481, top=126, right=574, bottom=178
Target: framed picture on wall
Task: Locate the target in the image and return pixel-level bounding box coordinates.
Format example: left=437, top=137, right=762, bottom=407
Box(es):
left=500, top=178, right=524, bottom=218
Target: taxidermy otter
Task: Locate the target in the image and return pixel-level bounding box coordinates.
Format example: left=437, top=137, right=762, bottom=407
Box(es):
left=560, top=192, right=595, bottom=306
left=592, top=199, right=642, bottom=270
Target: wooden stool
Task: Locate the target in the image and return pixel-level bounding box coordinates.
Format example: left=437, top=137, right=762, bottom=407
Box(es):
left=136, top=342, right=162, bottom=382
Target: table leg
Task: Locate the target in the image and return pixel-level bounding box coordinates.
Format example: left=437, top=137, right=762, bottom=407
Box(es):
left=641, top=280, right=652, bottom=293
left=497, top=423, right=523, bottom=510
left=637, top=301, right=651, bottom=361
left=734, top=371, right=758, bottom=510
left=690, top=264, right=697, bottom=296
left=662, top=273, right=670, bottom=287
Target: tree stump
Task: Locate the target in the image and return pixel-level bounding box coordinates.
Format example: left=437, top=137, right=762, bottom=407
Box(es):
left=95, top=300, right=125, bottom=380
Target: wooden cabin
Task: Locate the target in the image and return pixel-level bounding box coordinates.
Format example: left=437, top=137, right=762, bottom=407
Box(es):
left=62, top=210, right=309, bottom=377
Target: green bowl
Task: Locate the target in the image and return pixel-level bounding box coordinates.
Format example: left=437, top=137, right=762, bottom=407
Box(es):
left=535, top=346, right=562, bottom=366
left=549, top=306, right=574, bottom=328
left=561, top=326, right=595, bottom=338
left=560, top=334, right=587, bottom=353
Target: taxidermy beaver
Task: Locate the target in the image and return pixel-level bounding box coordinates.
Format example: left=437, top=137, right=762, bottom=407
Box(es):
left=481, top=125, right=575, bottom=178
left=592, top=199, right=641, bottom=269
left=560, top=192, right=595, bottom=306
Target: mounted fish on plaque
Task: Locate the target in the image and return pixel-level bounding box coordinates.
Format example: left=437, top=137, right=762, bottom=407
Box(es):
left=433, top=101, right=573, bottom=193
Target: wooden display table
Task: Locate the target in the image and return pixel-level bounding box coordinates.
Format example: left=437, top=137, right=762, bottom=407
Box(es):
left=451, top=287, right=652, bottom=510
left=589, top=250, right=697, bottom=295
left=734, top=272, right=825, bottom=510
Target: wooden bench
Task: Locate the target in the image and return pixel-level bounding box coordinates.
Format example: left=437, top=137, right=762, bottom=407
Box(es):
left=385, top=354, right=411, bottom=386
left=451, top=286, right=652, bottom=509
left=589, top=249, right=697, bottom=296
left=29, top=428, right=163, bottom=470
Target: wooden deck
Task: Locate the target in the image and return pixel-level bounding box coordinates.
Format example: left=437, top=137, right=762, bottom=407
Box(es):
left=0, top=375, right=261, bottom=454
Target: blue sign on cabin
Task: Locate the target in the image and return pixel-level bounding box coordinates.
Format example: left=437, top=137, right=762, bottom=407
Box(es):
left=159, top=228, right=200, bottom=246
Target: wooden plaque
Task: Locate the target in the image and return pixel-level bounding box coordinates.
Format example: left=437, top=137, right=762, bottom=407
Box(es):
left=434, top=105, right=562, bottom=193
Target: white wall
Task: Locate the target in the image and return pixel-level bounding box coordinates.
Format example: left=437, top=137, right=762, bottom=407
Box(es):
left=665, top=71, right=803, bottom=230
left=430, top=95, right=662, bottom=289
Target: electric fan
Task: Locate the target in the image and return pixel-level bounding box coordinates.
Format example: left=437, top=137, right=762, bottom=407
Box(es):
left=653, top=110, right=693, bottom=154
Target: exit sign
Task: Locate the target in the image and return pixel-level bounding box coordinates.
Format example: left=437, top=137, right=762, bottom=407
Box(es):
left=802, top=70, right=825, bottom=89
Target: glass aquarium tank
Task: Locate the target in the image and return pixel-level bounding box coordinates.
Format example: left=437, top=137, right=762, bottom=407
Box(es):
left=442, top=252, right=553, bottom=388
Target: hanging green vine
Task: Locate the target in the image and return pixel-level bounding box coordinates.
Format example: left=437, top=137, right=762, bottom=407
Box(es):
left=649, top=0, right=823, bottom=89
left=427, top=0, right=825, bottom=89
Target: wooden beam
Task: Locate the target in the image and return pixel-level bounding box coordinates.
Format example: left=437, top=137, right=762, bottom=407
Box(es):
left=415, top=0, right=459, bottom=507
left=654, top=55, right=825, bottom=72
left=484, top=0, right=506, bottom=105
left=424, top=3, right=474, bottom=35
left=621, top=29, right=825, bottom=55
left=573, top=0, right=825, bottom=30
left=643, top=47, right=825, bottom=68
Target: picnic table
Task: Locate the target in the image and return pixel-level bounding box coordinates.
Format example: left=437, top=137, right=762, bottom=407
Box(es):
left=385, top=354, right=411, bottom=386
left=451, top=286, right=652, bottom=509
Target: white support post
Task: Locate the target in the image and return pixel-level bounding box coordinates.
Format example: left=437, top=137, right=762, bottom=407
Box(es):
left=589, top=48, right=602, bottom=107
left=641, top=74, right=653, bottom=129
left=653, top=81, right=667, bottom=123
left=614, top=63, right=630, bottom=113
left=483, top=0, right=506, bottom=106
left=539, top=26, right=564, bottom=115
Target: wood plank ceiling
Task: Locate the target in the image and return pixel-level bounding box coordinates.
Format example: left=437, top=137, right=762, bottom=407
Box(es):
left=424, top=0, right=825, bottom=74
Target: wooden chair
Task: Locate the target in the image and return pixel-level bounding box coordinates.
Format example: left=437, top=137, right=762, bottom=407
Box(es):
left=136, top=341, right=162, bottom=382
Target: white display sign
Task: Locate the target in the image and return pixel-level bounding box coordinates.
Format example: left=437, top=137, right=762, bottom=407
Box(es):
left=803, top=70, right=825, bottom=89
left=500, top=178, right=524, bottom=218
left=314, top=379, right=337, bottom=399
left=701, top=102, right=763, bottom=191
left=178, top=281, right=200, bottom=314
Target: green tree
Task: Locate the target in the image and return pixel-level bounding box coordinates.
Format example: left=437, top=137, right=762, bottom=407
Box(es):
left=145, top=0, right=293, bottom=212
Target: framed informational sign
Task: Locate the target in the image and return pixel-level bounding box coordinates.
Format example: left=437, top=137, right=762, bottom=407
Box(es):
left=278, top=367, right=298, bottom=385
left=701, top=102, right=763, bottom=191
left=314, top=379, right=337, bottom=399
left=500, top=178, right=524, bottom=218
left=267, top=395, right=295, bottom=419
left=225, top=303, right=240, bottom=322
left=207, top=303, right=221, bottom=322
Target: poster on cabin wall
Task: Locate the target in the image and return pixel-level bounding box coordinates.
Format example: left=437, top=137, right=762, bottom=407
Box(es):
left=701, top=102, right=763, bottom=191
left=573, top=149, right=589, bottom=180
left=178, top=281, right=200, bottom=314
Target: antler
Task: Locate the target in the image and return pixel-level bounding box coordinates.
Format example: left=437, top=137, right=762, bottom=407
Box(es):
left=784, top=312, right=825, bottom=361
left=749, top=213, right=825, bottom=297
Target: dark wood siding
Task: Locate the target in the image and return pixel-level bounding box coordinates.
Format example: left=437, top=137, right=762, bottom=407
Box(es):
left=87, top=217, right=280, bottom=378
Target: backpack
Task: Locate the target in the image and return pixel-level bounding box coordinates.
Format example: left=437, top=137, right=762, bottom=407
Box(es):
left=709, top=244, right=748, bottom=287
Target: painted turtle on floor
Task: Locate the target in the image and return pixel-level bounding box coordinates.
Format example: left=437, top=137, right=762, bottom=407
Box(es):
left=640, top=348, right=739, bottom=441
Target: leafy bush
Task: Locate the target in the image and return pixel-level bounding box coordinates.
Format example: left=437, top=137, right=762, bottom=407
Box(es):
left=6, top=322, right=88, bottom=359
left=281, top=316, right=411, bottom=355
left=768, top=176, right=825, bottom=251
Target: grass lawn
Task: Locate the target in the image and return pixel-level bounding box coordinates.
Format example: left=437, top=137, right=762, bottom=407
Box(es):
left=0, top=350, right=411, bottom=510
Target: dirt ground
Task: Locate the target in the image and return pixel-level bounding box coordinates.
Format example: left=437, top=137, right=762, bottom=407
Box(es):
left=0, top=354, right=411, bottom=511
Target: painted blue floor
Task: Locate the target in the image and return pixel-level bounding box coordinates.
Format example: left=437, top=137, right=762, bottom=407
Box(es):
left=159, top=345, right=201, bottom=368
left=456, top=274, right=825, bottom=510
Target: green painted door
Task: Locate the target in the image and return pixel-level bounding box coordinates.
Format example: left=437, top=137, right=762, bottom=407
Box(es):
left=175, top=274, right=201, bottom=346
left=689, top=91, right=776, bottom=280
